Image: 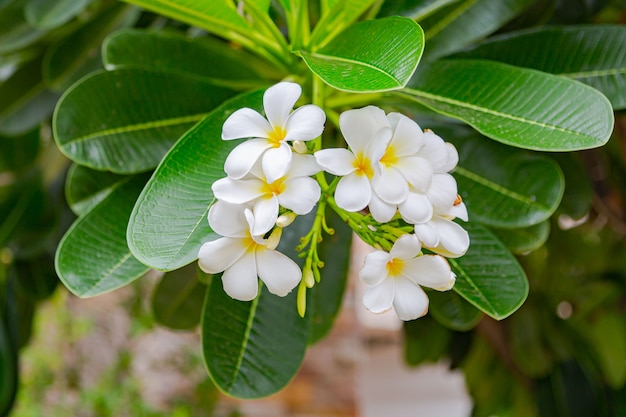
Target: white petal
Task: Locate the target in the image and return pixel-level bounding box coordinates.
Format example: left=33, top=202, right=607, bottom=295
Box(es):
left=404, top=255, right=453, bottom=290
left=420, top=130, right=449, bottom=172
left=212, top=177, right=264, bottom=204
left=399, top=192, right=433, bottom=224
left=198, top=237, right=248, bottom=274
left=339, top=106, right=389, bottom=152
left=279, top=177, right=320, bottom=215
left=262, top=142, right=292, bottom=183
left=448, top=201, right=468, bottom=222
left=369, top=192, right=396, bottom=223
left=284, top=104, right=326, bottom=141
left=431, top=218, right=470, bottom=258
left=287, top=153, right=320, bottom=177
left=256, top=247, right=302, bottom=296
left=367, top=127, right=393, bottom=164
left=208, top=201, right=249, bottom=237
left=387, top=112, right=423, bottom=155
left=389, top=234, right=421, bottom=260
left=414, top=222, right=439, bottom=248
left=224, top=139, right=272, bottom=179
left=373, top=168, right=409, bottom=204
left=392, top=278, right=429, bottom=321
left=427, top=173, right=458, bottom=210
left=222, top=108, right=272, bottom=140
left=334, top=173, right=371, bottom=212
left=314, top=148, right=355, bottom=176
left=252, top=197, right=279, bottom=236
left=360, top=250, right=391, bottom=287
left=443, top=143, right=459, bottom=172
left=397, top=156, right=432, bottom=193
left=221, top=252, right=259, bottom=301
left=363, top=278, right=395, bottom=314
left=263, top=82, right=301, bottom=128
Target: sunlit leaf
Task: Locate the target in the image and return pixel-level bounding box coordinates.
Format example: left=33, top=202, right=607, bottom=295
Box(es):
left=399, top=59, right=613, bottom=151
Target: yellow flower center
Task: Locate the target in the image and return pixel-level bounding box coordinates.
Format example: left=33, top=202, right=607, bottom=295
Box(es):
left=353, top=152, right=374, bottom=179
left=261, top=177, right=286, bottom=196
left=386, top=258, right=404, bottom=277
left=380, top=144, right=398, bottom=168
left=268, top=126, right=287, bottom=147
left=243, top=235, right=260, bottom=253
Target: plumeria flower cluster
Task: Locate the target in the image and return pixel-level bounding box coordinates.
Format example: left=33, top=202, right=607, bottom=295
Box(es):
left=198, top=82, right=470, bottom=321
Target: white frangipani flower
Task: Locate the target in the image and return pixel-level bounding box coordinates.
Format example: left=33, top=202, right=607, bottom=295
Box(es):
left=315, top=106, right=391, bottom=212
left=198, top=201, right=301, bottom=301
left=360, top=234, right=455, bottom=321
left=212, top=154, right=321, bottom=235
left=413, top=196, right=470, bottom=258
left=222, top=82, right=326, bottom=183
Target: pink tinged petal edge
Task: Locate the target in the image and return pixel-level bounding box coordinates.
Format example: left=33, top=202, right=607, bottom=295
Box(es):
left=256, top=247, right=302, bottom=296
left=340, top=106, right=390, bottom=152
left=389, top=233, right=421, bottom=260
left=392, top=278, right=429, bottom=321
left=279, top=177, right=321, bottom=215
left=399, top=192, right=433, bottom=225
left=314, top=148, right=356, bottom=176
left=198, top=237, right=248, bottom=274
left=404, top=255, right=454, bottom=290
left=262, top=142, right=292, bottom=184
left=263, top=81, right=301, bottom=128
left=252, top=197, right=279, bottom=236
left=222, top=108, right=272, bottom=140
left=284, top=104, right=326, bottom=141
left=221, top=252, right=260, bottom=301
left=431, top=218, right=470, bottom=258
left=208, top=201, right=249, bottom=237
left=287, top=153, right=321, bottom=177
left=334, top=173, right=372, bottom=212
left=360, top=250, right=391, bottom=287
left=373, top=168, right=409, bottom=205
left=368, top=192, right=396, bottom=223
left=387, top=112, right=423, bottom=155
left=224, top=139, right=272, bottom=179
left=212, top=177, right=264, bottom=204
left=363, top=277, right=395, bottom=314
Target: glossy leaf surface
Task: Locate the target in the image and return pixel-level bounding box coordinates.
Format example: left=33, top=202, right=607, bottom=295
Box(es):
left=65, top=164, right=129, bottom=216
left=55, top=174, right=150, bottom=297
left=299, top=17, right=423, bottom=92
left=429, top=290, right=482, bottom=331
left=450, top=222, right=528, bottom=320
left=453, top=25, right=626, bottom=109
left=152, top=264, right=205, bottom=330
left=489, top=221, right=550, bottom=254
left=53, top=68, right=235, bottom=173
left=377, top=0, right=461, bottom=20
left=127, top=90, right=263, bottom=271
left=401, top=59, right=613, bottom=151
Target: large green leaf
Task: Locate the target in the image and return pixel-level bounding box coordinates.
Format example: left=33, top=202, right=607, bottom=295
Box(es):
left=450, top=222, right=528, bottom=320
left=127, top=90, right=263, bottom=271
left=152, top=264, right=205, bottom=330
left=490, top=221, right=550, bottom=254
left=24, top=0, right=93, bottom=29
left=376, top=0, right=461, bottom=20
left=399, top=59, right=613, bottom=151
left=420, top=0, right=534, bottom=60
left=452, top=26, right=626, bottom=110
left=65, top=164, right=129, bottom=216
left=103, top=29, right=268, bottom=88
left=42, top=3, right=140, bottom=92
left=298, top=16, right=423, bottom=92
left=53, top=68, right=235, bottom=173
left=428, top=290, right=482, bottom=331
left=450, top=132, right=564, bottom=228
left=202, top=279, right=309, bottom=398
left=403, top=315, right=451, bottom=366
left=55, top=174, right=151, bottom=298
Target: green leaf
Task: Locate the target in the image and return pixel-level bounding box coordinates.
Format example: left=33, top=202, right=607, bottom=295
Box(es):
left=24, top=0, right=93, bottom=29
left=553, top=153, right=593, bottom=220
left=403, top=315, right=451, bottom=366
left=399, top=59, right=613, bottom=151
left=42, top=3, right=140, bottom=91
left=450, top=132, right=564, bottom=228
left=298, top=16, right=423, bottom=92
left=509, top=306, right=554, bottom=378
left=428, top=290, right=482, bottom=331
left=202, top=278, right=309, bottom=398
left=307, top=210, right=352, bottom=344
left=103, top=29, right=267, bottom=88
left=452, top=26, right=626, bottom=110
left=376, top=0, right=461, bottom=20
left=127, top=90, right=263, bottom=271
left=55, top=174, right=151, bottom=298
left=0, top=3, right=48, bottom=54
left=420, top=0, right=534, bottom=60
left=65, top=164, right=129, bottom=216
left=587, top=312, right=626, bottom=388
left=0, top=129, right=40, bottom=172
left=53, top=68, right=235, bottom=173
left=152, top=264, right=205, bottom=330
left=490, top=221, right=550, bottom=254
left=13, top=254, right=58, bottom=301
left=450, top=222, right=528, bottom=320
left=310, top=0, right=377, bottom=48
